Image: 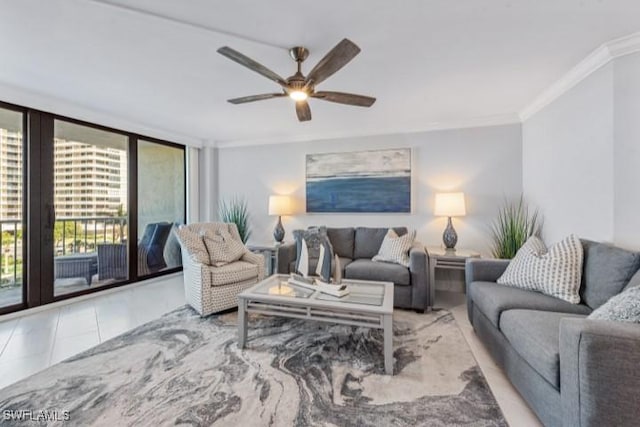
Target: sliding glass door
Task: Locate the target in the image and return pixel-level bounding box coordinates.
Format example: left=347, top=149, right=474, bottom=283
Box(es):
left=0, top=100, right=186, bottom=315
left=52, top=120, right=129, bottom=297
left=0, top=106, right=25, bottom=309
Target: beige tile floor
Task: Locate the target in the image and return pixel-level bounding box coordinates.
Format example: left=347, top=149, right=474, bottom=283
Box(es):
left=0, top=279, right=541, bottom=426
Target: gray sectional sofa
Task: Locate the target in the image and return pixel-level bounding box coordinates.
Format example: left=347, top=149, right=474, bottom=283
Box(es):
left=466, top=240, right=640, bottom=427
left=276, top=227, right=430, bottom=311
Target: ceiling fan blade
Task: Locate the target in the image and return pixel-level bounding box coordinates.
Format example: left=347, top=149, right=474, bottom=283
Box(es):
left=295, top=100, right=312, bottom=122
left=228, top=93, right=286, bottom=104
left=306, top=39, right=361, bottom=86
left=217, top=46, right=288, bottom=88
left=312, top=91, right=376, bottom=107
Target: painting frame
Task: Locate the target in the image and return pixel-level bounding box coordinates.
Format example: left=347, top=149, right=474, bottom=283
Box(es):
left=305, top=148, right=412, bottom=213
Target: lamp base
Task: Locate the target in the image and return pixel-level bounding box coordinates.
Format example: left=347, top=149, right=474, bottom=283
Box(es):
left=273, top=216, right=285, bottom=243
left=442, top=217, right=458, bottom=250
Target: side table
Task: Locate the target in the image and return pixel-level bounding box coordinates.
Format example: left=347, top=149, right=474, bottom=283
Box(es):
left=426, top=246, right=480, bottom=308
left=246, top=243, right=282, bottom=276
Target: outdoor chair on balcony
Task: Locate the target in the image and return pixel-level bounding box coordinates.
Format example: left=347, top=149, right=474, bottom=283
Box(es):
left=175, top=222, right=265, bottom=316
left=97, top=222, right=173, bottom=281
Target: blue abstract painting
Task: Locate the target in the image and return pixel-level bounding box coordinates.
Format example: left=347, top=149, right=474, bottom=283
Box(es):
left=306, top=148, right=411, bottom=213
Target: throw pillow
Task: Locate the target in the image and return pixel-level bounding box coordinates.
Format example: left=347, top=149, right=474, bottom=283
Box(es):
left=580, top=240, right=640, bottom=309
left=372, top=229, right=416, bottom=267
left=293, top=227, right=328, bottom=275
left=175, top=226, right=209, bottom=265
left=588, top=286, right=640, bottom=323
left=497, top=234, right=584, bottom=304
left=202, top=228, right=246, bottom=267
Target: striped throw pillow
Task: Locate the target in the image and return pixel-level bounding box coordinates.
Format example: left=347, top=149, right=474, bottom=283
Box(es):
left=497, top=234, right=584, bottom=304
left=372, top=229, right=416, bottom=267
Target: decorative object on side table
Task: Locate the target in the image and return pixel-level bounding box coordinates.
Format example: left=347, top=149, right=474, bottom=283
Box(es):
left=434, top=192, right=466, bottom=250
left=268, top=195, right=292, bottom=243
left=427, top=246, right=480, bottom=307
left=490, top=195, right=542, bottom=259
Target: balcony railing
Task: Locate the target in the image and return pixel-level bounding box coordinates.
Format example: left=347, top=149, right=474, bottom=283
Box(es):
left=0, top=216, right=127, bottom=288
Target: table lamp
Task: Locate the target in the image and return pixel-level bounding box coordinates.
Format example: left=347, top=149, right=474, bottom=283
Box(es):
left=434, top=192, right=466, bottom=250
left=268, top=195, right=292, bottom=243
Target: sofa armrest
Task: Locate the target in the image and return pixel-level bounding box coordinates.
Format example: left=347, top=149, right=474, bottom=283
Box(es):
left=465, top=258, right=510, bottom=286
left=409, top=243, right=429, bottom=310
left=560, top=318, right=640, bottom=427
left=276, top=242, right=297, bottom=274
left=241, top=250, right=266, bottom=280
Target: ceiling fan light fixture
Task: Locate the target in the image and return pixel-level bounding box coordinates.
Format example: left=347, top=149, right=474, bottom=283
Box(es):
left=289, top=90, right=308, bottom=101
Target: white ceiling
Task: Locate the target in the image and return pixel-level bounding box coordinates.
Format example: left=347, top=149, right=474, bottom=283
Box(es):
left=1, top=0, right=639, bottom=146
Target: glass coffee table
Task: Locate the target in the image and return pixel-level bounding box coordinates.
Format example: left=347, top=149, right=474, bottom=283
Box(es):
left=237, top=274, right=395, bottom=374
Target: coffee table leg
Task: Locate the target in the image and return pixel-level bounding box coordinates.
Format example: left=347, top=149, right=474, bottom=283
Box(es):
left=238, top=298, right=247, bottom=349
left=383, top=314, right=393, bottom=375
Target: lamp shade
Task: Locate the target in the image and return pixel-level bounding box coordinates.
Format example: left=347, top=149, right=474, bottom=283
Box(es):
left=268, top=195, right=292, bottom=216
left=434, top=192, right=466, bottom=217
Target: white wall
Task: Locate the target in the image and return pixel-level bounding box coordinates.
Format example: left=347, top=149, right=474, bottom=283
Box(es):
left=522, top=63, right=615, bottom=243
left=216, top=124, right=522, bottom=256
left=613, top=53, right=640, bottom=249
left=523, top=52, right=640, bottom=250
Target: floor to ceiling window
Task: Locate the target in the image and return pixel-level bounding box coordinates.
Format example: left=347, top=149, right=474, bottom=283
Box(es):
left=0, top=106, right=25, bottom=309
left=0, top=101, right=186, bottom=315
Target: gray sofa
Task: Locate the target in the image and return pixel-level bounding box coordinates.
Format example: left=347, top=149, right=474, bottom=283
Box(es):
left=276, top=227, right=430, bottom=311
left=466, top=240, right=640, bottom=427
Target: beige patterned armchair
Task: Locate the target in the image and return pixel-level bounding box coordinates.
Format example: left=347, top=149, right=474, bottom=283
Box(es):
left=176, top=222, right=265, bottom=316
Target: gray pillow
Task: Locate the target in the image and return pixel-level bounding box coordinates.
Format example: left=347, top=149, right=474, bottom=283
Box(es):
left=580, top=240, right=640, bottom=309
left=588, top=286, right=640, bottom=323
left=623, top=268, right=640, bottom=291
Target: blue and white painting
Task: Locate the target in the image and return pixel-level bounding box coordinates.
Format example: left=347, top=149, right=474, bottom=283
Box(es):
left=306, top=148, right=411, bottom=213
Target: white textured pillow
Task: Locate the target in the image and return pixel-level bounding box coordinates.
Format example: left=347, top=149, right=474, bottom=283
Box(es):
left=175, top=227, right=209, bottom=265
left=588, top=286, right=640, bottom=323
left=372, top=229, right=416, bottom=267
left=202, top=228, right=247, bottom=267
left=497, top=234, right=584, bottom=304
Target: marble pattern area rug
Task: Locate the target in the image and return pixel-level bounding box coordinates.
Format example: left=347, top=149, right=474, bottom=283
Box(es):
left=0, top=307, right=506, bottom=426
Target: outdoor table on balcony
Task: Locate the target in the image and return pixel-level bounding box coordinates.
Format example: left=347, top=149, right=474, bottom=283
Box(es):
left=54, top=253, right=98, bottom=286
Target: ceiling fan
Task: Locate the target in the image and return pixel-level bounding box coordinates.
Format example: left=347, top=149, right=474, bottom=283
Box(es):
left=217, top=38, right=376, bottom=122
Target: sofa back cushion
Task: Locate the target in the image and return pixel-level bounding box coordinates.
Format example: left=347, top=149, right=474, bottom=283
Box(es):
left=580, top=240, right=640, bottom=309
left=353, top=227, right=407, bottom=259
left=624, top=269, right=640, bottom=291
left=327, top=227, right=355, bottom=259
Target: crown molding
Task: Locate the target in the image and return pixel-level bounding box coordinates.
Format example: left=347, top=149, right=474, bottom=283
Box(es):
left=520, top=31, right=640, bottom=121
left=213, top=113, right=520, bottom=148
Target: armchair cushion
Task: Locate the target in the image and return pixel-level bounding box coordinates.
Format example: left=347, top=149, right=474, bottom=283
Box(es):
left=175, top=227, right=209, bottom=264
left=207, top=261, right=259, bottom=287
left=202, top=227, right=246, bottom=267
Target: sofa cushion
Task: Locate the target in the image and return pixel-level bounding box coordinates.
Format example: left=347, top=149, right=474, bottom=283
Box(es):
left=580, top=240, right=640, bottom=309
left=469, top=281, right=592, bottom=328
left=345, top=259, right=410, bottom=285
left=500, top=309, right=587, bottom=389
left=354, top=227, right=407, bottom=259
left=327, top=228, right=355, bottom=259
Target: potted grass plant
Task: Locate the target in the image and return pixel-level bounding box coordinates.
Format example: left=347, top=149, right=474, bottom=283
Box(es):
left=218, top=196, right=252, bottom=243
left=490, top=196, right=542, bottom=259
